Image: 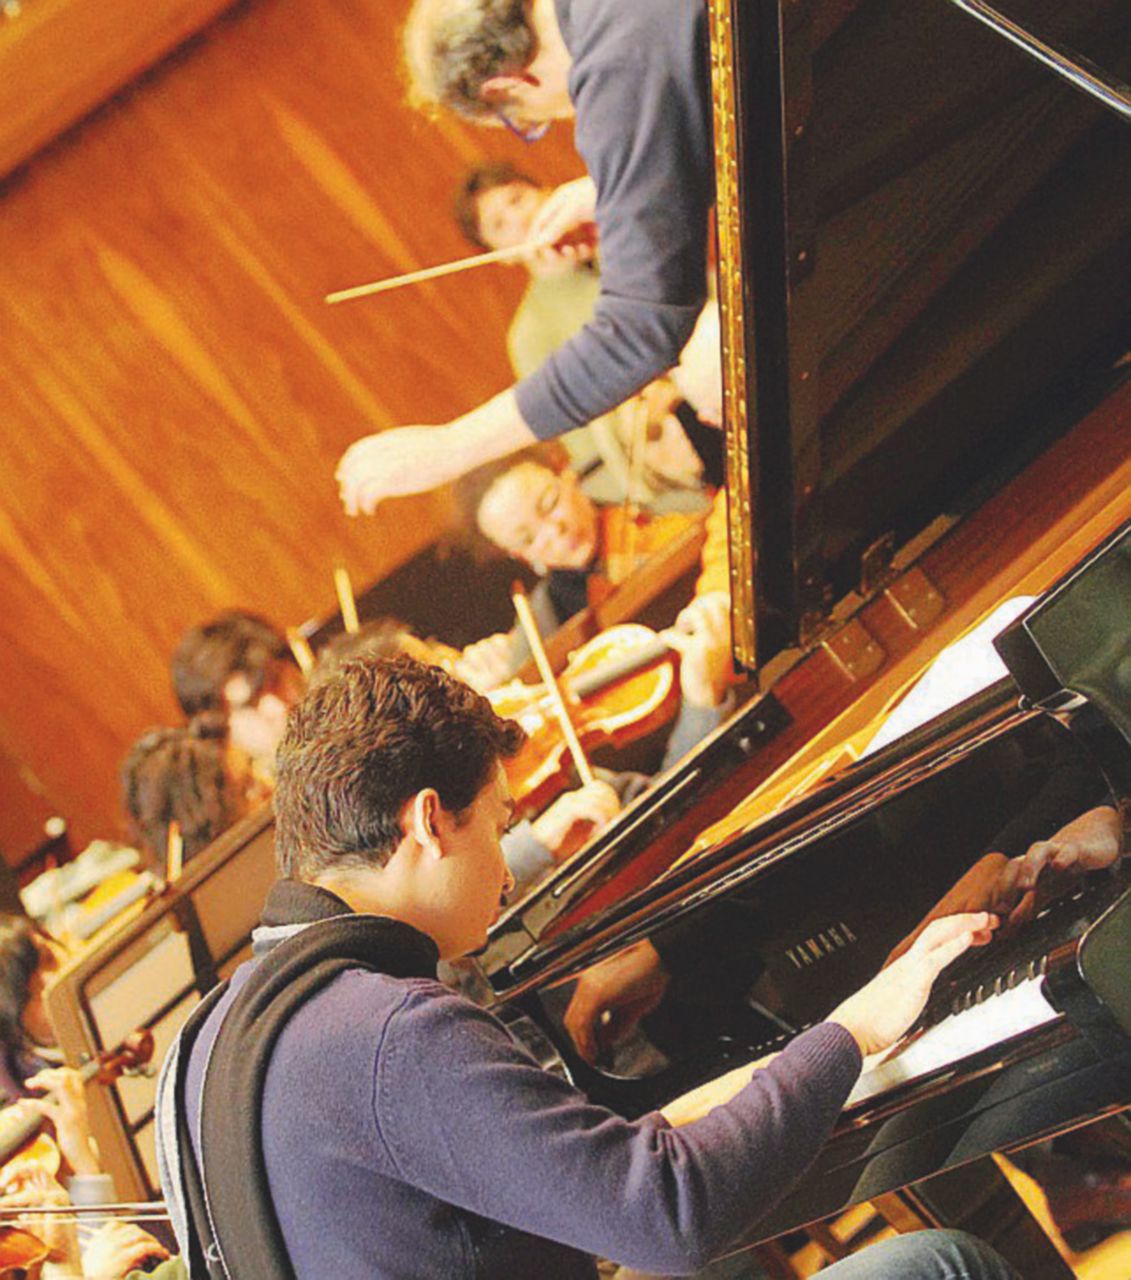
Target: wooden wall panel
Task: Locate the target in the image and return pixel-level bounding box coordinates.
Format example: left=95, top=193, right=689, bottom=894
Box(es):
left=0, top=0, right=239, bottom=179
left=0, top=0, right=584, bottom=855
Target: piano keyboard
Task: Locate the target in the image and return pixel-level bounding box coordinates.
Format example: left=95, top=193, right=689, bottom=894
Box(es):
left=846, top=971, right=1061, bottom=1109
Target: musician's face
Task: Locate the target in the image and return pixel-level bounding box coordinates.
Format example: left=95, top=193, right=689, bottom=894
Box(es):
left=478, top=463, right=599, bottom=571
left=21, top=935, right=68, bottom=1048
left=422, top=763, right=516, bottom=958
left=475, top=181, right=546, bottom=252
left=224, top=660, right=304, bottom=769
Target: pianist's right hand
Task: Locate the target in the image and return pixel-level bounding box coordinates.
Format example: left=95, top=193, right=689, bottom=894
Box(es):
left=830, top=912, right=998, bottom=1058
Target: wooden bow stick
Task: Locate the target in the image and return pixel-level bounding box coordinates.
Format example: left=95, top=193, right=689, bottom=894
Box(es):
left=511, top=582, right=595, bottom=787
left=165, top=821, right=184, bottom=885
left=325, top=241, right=540, bottom=305
left=333, top=566, right=360, bottom=634
left=286, top=628, right=315, bottom=676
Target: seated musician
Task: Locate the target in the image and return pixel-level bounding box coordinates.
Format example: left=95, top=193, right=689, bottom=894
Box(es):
left=456, top=164, right=721, bottom=513
left=0, top=918, right=115, bottom=1212
left=0, top=919, right=70, bottom=1103
left=156, top=654, right=1016, bottom=1280
left=119, top=716, right=270, bottom=875
left=170, top=611, right=304, bottom=780
left=0, top=1178, right=183, bottom=1279
left=461, top=449, right=717, bottom=649
left=337, top=0, right=724, bottom=516
left=315, top=609, right=732, bottom=895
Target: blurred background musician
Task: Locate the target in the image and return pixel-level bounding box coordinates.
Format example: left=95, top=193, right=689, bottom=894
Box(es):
left=118, top=718, right=269, bottom=879
left=170, top=612, right=305, bottom=784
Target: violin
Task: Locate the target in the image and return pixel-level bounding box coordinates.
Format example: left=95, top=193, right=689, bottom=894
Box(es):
left=490, top=623, right=681, bottom=817
left=0, top=1224, right=50, bottom=1278
left=0, top=1030, right=154, bottom=1173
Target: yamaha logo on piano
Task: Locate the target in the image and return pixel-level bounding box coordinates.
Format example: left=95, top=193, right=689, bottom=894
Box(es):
left=785, top=923, right=859, bottom=969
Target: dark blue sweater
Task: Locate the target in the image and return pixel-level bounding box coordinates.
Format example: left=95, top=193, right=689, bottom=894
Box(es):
left=179, top=916, right=860, bottom=1278
left=515, top=0, right=714, bottom=439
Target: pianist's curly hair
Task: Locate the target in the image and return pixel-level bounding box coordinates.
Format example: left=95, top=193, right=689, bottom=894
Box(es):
left=274, top=655, right=525, bottom=879
left=403, top=0, right=538, bottom=120
left=120, top=715, right=251, bottom=871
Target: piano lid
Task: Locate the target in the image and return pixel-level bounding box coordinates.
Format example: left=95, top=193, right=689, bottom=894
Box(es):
left=994, top=519, right=1131, bottom=748
left=711, top=0, right=1131, bottom=669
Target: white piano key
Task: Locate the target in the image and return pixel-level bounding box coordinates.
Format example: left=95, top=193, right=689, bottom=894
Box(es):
left=845, top=976, right=1061, bottom=1109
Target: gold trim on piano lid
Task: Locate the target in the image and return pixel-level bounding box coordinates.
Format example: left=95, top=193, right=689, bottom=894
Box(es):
left=706, top=0, right=757, bottom=670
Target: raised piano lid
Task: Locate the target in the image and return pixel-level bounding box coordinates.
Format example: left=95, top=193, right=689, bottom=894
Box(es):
left=711, top=0, right=1131, bottom=669
left=993, top=519, right=1131, bottom=754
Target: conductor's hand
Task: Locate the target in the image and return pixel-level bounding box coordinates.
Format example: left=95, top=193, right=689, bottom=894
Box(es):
left=830, top=913, right=998, bottom=1058
left=337, top=426, right=448, bottom=516
left=563, top=939, right=669, bottom=1064
left=532, top=780, right=621, bottom=865
left=990, top=805, right=1121, bottom=927
left=525, top=177, right=598, bottom=273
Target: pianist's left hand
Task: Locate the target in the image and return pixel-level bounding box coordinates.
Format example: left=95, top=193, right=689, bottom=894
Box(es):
left=991, top=804, right=1122, bottom=927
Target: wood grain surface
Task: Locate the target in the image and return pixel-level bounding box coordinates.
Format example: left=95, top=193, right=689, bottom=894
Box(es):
left=0, top=0, right=584, bottom=857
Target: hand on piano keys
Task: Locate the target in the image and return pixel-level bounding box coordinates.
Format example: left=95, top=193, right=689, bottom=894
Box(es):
left=990, top=804, right=1122, bottom=927
left=830, top=913, right=999, bottom=1059
left=661, top=913, right=999, bottom=1127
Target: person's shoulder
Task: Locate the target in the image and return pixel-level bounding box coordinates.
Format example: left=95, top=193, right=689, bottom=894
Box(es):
left=378, top=976, right=527, bottom=1067
left=568, top=0, right=704, bottom=61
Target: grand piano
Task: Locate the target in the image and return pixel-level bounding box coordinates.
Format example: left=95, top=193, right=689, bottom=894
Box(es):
left=473, top=0, right=1131, bottom=1270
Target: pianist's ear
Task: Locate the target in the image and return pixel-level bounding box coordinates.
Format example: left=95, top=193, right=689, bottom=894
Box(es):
left=408, top=789, right=443, bottom=855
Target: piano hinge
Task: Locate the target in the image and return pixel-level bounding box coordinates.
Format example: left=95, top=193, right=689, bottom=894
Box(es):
left=884, top=566, right=946, bottom=631
left=821, top=617, right=886, bottom=683
left=859, top=531, right=897, bottom=596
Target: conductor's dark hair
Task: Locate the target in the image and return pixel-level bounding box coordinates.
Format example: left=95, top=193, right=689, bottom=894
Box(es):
left=274, top=656, right=525, bottom=879
left=0, top=915, right=43, bottom=1061
left=120, top=714, right=250, bottom=868
left=171, top=610, right=292, bottom=717
left=455, top=163, right=538, bottom=249
left=405, top=0, right=538, bottom=122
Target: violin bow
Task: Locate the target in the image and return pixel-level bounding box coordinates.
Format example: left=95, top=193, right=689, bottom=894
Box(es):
left=165, top=821, right=184, bottom=885
left=286, top=628, right=316, bottom=676
left=333, top=566, right=360, bottom=635
left=511, top=583, right=595, bottom=787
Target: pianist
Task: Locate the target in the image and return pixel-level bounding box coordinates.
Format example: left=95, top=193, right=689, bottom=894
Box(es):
left=156, top=654, right=1017, bottom=1279
left=337, top=0, right=718, bottom=517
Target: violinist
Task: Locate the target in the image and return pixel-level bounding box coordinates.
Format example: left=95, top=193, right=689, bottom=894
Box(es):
left=156, top=654, right=1018, bottom=1280
left=462, top=451, right=710, bottom=643
left=170, top=611, right=305, bottom=781
left=0, top=919, right=114, bottom=1208
left=119, top=716, right=270, bottom=877
left=82, top=1222, right=186, bottom=1280
left=336, top=0, right=724, bottom=516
